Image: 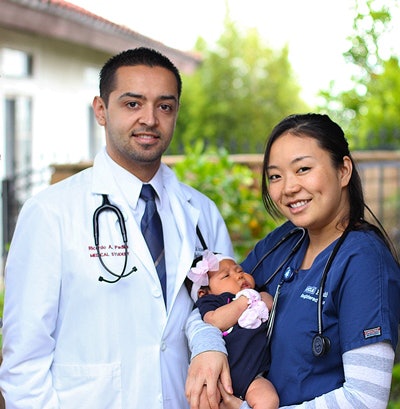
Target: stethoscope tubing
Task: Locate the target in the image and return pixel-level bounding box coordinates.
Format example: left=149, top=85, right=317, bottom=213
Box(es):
left=93, top=194, right=128, bottom=246
left=251, top=227, right=306, bottom=290
left=315, top=229, right=350, bottom=335
left=93, top=194, right=136, bottom=283
left=251, top=225, right=349, bottom=357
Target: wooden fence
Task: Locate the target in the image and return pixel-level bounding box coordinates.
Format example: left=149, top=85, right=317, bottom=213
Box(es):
left=49, top=150, right=400, bottom=248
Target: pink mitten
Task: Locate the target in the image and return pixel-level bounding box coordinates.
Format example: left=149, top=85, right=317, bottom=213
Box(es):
left=235, top=289, right=269, bottom=329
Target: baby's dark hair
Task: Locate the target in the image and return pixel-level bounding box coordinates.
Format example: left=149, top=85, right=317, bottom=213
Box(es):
left=185, top=251, right=236, bottom=301
left=184, top=254, right=210, bottom=299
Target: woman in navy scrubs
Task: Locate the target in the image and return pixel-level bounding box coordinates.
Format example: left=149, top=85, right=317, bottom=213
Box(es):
left=186, top=113, right=400, bottom=409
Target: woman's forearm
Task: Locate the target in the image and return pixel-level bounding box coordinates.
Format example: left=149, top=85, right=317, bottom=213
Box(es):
left=279, top=342, right=394, bottom=409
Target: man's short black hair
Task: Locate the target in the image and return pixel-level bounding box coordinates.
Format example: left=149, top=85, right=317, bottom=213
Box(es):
left=99, top=47, right=182, bottom=106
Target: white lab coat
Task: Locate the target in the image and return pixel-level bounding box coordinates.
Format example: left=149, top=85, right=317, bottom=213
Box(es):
left=0, top=150, right=234, bottom=409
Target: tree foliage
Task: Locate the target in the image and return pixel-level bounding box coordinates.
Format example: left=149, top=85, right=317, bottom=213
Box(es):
left=318, top=0, right=400, bottom=149
left=173, top=141, right=279, bottom=259
left=169, top=17, right=308, bottom=154
left=359, top=57, right=400, bottom=147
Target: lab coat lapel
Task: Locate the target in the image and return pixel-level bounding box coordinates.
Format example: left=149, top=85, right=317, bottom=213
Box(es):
left=90, top=150, right=162, bottom=287
left=166, top=180, right=200, bottom=307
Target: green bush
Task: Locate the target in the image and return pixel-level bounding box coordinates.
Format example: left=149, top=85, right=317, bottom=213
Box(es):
left=173, top=141, right=278, bottom=260
left=0, top=289, right=3, bottom=347
left=390, top=363, right=400, bottom=408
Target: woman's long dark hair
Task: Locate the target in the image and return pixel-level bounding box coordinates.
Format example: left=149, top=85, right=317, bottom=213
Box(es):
left=261, top=113, right=399, bottom=262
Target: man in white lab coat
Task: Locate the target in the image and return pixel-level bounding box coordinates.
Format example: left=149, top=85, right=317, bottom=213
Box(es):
left=0, top=47, right=233, bottom=408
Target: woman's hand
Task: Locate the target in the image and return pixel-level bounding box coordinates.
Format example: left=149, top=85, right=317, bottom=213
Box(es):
left=186, top=351, right=233, bottom=409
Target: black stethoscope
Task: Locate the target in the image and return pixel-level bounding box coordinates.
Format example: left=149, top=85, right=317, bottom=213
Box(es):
left=93, top=194, right=137, bottom=284
left=92, top=194, right=208, bottom=284
left=251, top=226, right=349, bottom=357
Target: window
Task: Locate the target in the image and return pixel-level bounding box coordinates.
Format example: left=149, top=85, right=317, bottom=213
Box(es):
left=1, top=48, right=33, bottom=78
left=5, top=96, right=33, bottom=176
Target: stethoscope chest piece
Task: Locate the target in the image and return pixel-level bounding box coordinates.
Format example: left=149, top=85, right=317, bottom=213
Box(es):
left=312, top=333, right=331, bottom=357
left=283, top=266, right=295, bottom=283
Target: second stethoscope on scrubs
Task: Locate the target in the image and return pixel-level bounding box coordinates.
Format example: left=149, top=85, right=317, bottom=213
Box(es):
left=250, top=226, right=349, bottom=357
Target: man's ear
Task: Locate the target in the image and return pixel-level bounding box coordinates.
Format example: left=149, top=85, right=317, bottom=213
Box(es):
left=92, top=96, right=106, bottom=126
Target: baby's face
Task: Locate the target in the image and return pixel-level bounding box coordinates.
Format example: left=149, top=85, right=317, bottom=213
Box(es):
left=207, top=259, right=255, bottom=295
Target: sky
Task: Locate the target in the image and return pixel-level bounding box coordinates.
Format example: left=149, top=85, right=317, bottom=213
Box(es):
left=69, top=0, right=399, bottom=106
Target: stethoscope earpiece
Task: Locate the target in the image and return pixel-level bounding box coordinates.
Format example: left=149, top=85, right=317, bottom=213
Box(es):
left=312, top=334, right=331, bottom=357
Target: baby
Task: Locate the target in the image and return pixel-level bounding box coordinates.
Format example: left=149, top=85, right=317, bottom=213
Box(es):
left=186, top=250, right=279, bottom=409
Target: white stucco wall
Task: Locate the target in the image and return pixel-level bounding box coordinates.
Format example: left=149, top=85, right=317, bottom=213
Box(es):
left=0, top=27, right=109, bottom=267
left=0, top=27, right=107, bottom=171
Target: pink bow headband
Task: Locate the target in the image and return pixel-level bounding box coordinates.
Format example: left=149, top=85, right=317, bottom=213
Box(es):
left=187, top=250, right=234, bottom=302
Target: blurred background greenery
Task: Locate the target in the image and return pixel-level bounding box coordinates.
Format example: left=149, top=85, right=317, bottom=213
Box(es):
left=167, top=0, right=400, bottom=155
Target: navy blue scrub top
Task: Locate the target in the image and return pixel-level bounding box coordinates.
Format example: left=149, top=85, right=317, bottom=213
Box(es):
left=241, top=221, right=400, bottom=406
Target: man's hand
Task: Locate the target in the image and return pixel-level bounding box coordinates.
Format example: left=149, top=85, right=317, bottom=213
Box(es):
left=186, top=351, right=233, bottom=409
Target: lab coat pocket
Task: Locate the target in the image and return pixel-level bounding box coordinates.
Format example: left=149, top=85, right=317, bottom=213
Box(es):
left=52, top=361, right=122, bottom=409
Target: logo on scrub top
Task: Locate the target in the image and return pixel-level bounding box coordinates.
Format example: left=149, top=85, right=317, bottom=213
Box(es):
left=300, top=286, right=328, bottom=303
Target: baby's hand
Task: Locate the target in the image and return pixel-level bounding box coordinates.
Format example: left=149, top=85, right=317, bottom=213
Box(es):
left=235, top=289, right=269, bottom=329
left=238, top=299, right=269, bottom=329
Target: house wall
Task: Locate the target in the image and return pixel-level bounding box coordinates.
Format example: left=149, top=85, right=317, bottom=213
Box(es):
left=0, top=27, right=109, bottom=258
left=0, top=26, right=108, bottom=169
left=0, top=0, right=200, bottom=265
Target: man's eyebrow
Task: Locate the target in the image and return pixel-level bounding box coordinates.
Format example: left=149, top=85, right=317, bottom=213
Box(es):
left=118, top=92, right=143, bottom=100
left=117, top=92, right=177, bottom=102
left=160, top=94, right=178, bottom=102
